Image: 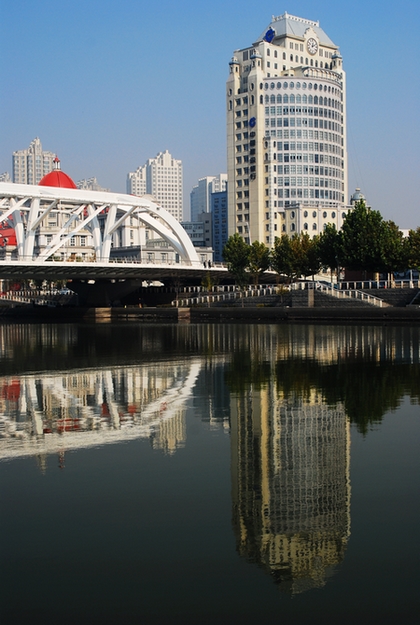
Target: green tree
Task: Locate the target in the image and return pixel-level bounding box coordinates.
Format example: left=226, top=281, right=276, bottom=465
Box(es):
left=318, top=224, right=342, bottom=283
left=272, top=234, right=320, bottom=282
left=222, top=234, right=250, bottom=286
left=340, top=200, right=405, bottom=276
left=223, top=234, right=250, bottom=305
left=407, top=227, right=420, bottom=270
left=271, top=235, right=295, bottom=283
left=201, top=272, right=215, bottom=307
left=248, top=240, right=271, bottom=285
left=296, top=233, right=321, bottom=279
left=340, top=200, right=382, bottom=273
left=382, top=220, right=408, bottom=278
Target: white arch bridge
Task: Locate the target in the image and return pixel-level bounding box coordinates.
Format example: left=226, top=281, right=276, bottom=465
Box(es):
left=0, top=183, right=227, bottom=290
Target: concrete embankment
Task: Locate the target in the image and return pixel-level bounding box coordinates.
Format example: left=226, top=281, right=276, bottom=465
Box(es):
left=113, top=305, right=420, bottom=324
left=188, top=306, right=420, bottom=324
left=2, top=302, right=420, bottom=324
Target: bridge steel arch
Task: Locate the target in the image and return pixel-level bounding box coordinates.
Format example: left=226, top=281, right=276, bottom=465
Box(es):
left=0, top=183, right=200, bottom=265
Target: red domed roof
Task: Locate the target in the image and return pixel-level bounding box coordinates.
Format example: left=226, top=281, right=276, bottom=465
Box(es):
left=39, top=156, right=77, bottom=189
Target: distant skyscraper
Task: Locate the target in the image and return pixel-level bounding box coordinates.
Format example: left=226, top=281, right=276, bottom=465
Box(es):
left=227, top=12, right=348, bottom=245
left=211, top=189, right=228, bottom=262
left=181, top=211, right=212, bottom=250
left=190, top=174, right=227, bottom=222
left=127, top=150, right=183, bottom=221
left=77, top=177, right=110, bottom=192
left=0, top=172, right=11, bottom=183
left=126, top=164, right=147, bottom=197
left=12, top=137, right=55, bottom=185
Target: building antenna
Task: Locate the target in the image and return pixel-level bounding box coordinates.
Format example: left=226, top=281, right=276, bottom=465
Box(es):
left=348, top=124, right=366, bottom=195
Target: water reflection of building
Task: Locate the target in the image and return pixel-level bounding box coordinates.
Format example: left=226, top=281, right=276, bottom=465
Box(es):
left=0, top=361, right=201, bottom=464
left=150, top=409, right=186, bottom=455
left=273, top=325, right=420, bottom=365
left=231, top=384, right=350, bottom=594
left=193, top=362, right=231, bottom=431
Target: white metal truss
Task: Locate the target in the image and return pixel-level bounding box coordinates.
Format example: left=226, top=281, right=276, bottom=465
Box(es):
left=0, top=182, right=200, bottom=264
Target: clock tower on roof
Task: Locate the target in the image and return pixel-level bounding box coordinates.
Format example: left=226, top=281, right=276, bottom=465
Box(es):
left=226, top=13, right=349, bottom=247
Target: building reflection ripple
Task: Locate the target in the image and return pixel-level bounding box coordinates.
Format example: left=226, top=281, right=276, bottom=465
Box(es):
left=230, top=383, right=350, bottom=594
left=1, top=322, right=419, bottom=594
left=0, top=360, right=201, bottom=464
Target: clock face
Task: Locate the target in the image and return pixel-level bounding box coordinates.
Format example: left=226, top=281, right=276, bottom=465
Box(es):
left=249, top=117, right=256, bottom=128
left=307, top=38, right=318, bottom=55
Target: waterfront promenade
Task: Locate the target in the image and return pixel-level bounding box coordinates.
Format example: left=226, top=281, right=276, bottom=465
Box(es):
left=1, top=279, right=419, bottom=323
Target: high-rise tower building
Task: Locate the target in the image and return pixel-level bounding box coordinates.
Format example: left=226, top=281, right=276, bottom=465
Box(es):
left=127, top=150, right=183, bottom=221
left=211, top=189, right=228, bottom=262
left=13, top=137, right=55, bottom=185
left=126, top=164, right=147, bottom=198
left=190, top=174, right=227, bottom=222
left=227, top=13, right=349, bottom=245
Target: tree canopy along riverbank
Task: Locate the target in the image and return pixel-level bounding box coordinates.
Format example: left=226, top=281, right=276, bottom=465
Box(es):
left=223, top=200, right=420, bottom=285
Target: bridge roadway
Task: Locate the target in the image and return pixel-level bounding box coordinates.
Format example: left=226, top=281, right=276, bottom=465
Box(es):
left=0, top=258, right=229, bottom=285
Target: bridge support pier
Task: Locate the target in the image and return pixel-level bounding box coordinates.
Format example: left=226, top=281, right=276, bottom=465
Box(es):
left=69, top=279, right=142, bottom=307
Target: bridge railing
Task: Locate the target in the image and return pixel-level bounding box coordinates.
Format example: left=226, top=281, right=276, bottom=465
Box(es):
left=339, top=280, right=420, bottom=290
left=291, top=281, right=388, bottom=308
left=0, top=288, right=74, bottom=307
left=173, top=284, right=283, bottom=307
left=0, top=292, right=58, bottom=307
left=106, top=258, right=226, bottom=269
left=0, top=255, right=228, bottom=269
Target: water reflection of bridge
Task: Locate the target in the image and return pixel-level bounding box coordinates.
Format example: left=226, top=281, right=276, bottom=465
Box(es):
left=0, top=360, right=201, bottom=462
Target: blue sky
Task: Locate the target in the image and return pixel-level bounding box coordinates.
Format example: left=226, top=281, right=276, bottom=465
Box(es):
left=1, top=0, right=419, bottom=226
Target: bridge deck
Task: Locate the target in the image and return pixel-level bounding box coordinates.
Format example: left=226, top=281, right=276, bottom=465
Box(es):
left=0, top=260, right=229, bottom=282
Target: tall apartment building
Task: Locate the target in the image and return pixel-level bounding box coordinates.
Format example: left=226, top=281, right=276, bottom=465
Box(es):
left=127, top=150, right=183, bottom=221
left=13, top=137, right=55, bottom=185
left=211, top=189, right=228, bottom=262
left=126, top=164, right=147, bottom=197
left=227, top=12, right=349, bottom=245
left=190, top=174, right=227, bottom=222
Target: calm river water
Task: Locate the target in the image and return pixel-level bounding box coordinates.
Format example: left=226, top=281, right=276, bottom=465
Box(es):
left=0, top=322, right=419, bottom=624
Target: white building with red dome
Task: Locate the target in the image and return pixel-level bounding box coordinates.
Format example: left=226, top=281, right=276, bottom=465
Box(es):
left=39, top=156, right=77, bottom=189
left=0, top=161, right=200, bottom=267
left=32, top=157, right=94, bottom=262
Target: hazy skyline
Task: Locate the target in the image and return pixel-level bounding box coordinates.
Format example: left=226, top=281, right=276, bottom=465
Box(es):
left=2, top=0, right=419, bottom=226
